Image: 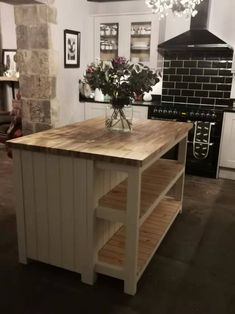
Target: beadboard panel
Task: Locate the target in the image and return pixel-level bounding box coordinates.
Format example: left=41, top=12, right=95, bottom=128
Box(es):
left=59, top=156, right=75, bottom=271
left=46, top=154, right=62, bottom=268
left=21, top=150, right=38, bottom=260
left=16, top=150, right=125, bottom=273
left=12, top=149, right=27, bottom=264
left=33, top=152, right=49, bottom=264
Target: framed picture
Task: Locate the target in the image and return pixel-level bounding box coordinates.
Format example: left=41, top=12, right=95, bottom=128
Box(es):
left=64, top=29, right=80, bottom=68
left=2, top=49, right=17, bottom=73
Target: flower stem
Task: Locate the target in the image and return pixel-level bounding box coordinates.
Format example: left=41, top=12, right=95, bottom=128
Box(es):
left=106, top=107, right=132, bottom=131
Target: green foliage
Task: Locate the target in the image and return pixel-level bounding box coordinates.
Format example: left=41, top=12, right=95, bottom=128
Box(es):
left=84, top=57, right=159, bottom=102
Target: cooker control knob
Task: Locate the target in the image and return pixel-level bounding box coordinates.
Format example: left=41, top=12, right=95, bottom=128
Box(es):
left=195, top=112, right=200, bottom=117
left=211, top=113, right=216, bottom=119
left=206, top=112, right=211, bottom=118
left=173, top=110, right=178, bottom=115
left=153, top=108, right=158, bottom=113
left=168, top=109, right=172, bottom=114
left=189, top=111, right=194, bottom=117
left=163, top=109, right=168, bottom=114
left=158, top=109, right=163, bottom=114
left=200, top=112, right=205, bottom=118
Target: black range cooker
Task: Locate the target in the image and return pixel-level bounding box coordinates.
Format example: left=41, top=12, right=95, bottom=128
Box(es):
left=148, top=103, right=224, bottom=178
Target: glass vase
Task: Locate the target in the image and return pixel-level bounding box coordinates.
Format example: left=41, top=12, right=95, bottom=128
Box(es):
left=105, top=103, right=133, bottom=132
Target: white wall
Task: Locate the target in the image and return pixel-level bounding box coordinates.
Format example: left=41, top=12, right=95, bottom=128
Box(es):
left=0, top=3, right=17, bottom=110
left=208, top=0, right=235, bottom=98
left=209, top=0, right=235, bottom=47
left=0, top=2, right=16, bottom=49
left=52, top=0, right=95, bottom=126
left=91, top=0, right=235, bottom=45
left=164, top=11, right=190, bottom=42
left=158, top=0, right=235, bottom=45
left=89, top=0, right=151, bottom=15
left=53, top=0, right=235, bottom=125
left=89, top=0, right=189, bottom=43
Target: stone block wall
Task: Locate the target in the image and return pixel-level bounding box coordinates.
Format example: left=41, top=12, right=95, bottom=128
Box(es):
left=14, top=3, right=57, bottom=134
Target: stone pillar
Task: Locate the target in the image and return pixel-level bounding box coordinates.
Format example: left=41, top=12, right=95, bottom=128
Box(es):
left=14, top=4, right=58, bottom=134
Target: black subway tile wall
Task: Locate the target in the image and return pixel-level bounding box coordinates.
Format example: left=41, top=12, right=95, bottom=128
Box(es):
left=162, top=51, right=233, bottom=106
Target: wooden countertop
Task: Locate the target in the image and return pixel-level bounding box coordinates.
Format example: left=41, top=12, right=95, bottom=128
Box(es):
left=8, top=117, right=192, bottom=166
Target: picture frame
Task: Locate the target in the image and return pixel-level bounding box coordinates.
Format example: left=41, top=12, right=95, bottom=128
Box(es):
left=2, top=49, right=17, bottom=73
left=64, top=29, right=80, bottom=68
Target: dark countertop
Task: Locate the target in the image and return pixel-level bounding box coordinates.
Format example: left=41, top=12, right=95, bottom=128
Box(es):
left=79, top=96, right=161, bottom=107
left=224, top=107, right=235, bottom=113
left=80, top=96, right=235, bottom=112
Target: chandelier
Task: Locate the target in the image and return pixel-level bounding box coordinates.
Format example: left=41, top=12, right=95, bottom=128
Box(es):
left=145, top=0, right=204, bottom=18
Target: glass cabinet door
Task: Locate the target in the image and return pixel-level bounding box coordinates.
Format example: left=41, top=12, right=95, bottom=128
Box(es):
left=100, top=22, right=119, bottom=61
left=130, top=21, right=152, bottom=63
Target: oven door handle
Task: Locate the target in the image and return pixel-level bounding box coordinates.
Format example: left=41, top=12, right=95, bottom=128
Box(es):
left=188, top=140, right=214, bottom=146
left=190, top=121, right=216, bottom=125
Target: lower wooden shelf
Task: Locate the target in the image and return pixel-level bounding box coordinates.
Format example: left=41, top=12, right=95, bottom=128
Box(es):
left=96, top=197, right=181, bottom=280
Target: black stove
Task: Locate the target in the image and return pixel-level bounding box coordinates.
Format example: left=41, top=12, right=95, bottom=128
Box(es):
left=148, top=103, right=223, bottom=122
left=148, top=103, right=224, bottom=178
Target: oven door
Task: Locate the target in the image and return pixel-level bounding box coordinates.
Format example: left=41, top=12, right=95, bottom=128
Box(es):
left=186, top=121, right=220, bottom=178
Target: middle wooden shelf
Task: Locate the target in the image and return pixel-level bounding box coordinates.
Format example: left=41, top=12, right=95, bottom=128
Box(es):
left=96, top=159, right=184, bottom=225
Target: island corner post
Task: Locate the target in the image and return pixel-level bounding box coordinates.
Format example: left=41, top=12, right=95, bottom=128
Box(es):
left=8, top=117, right=192, bottom=295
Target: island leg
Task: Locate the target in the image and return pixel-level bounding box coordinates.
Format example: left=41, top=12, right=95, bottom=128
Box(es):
left=124, top=167, right=141, bottom=295
left=175, top=136, right=187, bottom=212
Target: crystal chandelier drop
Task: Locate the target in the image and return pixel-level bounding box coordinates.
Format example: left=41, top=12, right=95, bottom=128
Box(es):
left=145, top=0, right=204, bottom=18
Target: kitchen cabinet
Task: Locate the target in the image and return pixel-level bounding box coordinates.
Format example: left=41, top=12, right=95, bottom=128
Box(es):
left=9, top=117, right=192, bottom=295
left=133, top=105, right=148, bottom=120
left=95, top=17, right=120, bottom=62
left=84, top=102, right=148, bottom=121
left=94, top=14, right=159, bottom=68
left=219, top=112, right=235, bottom=179
left=84, top=102, right=106, bottom=120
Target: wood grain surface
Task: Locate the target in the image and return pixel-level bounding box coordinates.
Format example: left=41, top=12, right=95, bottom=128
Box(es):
left=8, top=117, right=192, bottom=166
left=97, top=197, right=181, bottom=275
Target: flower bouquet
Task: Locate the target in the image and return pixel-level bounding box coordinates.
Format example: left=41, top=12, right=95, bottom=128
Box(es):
left=84, top=57, right=159, bottom=131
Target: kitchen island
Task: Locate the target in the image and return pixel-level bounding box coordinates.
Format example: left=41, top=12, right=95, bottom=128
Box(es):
left=8, top=117, right=192, bottom=295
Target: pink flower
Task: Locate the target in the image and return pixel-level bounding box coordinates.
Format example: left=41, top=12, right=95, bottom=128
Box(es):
left=112, top=57, right=128, bottom=69
left=86, top=66, right=94, bottom=74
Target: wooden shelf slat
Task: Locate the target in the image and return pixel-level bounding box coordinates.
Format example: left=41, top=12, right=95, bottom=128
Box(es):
left=131, top=34, right=151, bottom=37
left=0, top=76, right=19, bottom=82
left=96, top=198, right=181, bottom=279
left=96, top=159, right=184, bottom=223
left=100, top=49, right=118, bottom=52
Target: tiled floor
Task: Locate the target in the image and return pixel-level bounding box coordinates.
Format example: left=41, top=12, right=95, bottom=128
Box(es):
left=1, top=150, right=235, bottom=314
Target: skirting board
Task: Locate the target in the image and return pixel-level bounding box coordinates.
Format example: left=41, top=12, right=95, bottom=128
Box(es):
left=219, top=167, right=235, bottom=181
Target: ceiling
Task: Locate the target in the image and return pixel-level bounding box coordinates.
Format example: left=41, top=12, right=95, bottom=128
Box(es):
left=87, top=0, right=132, bottom=2
left=0, top=0, right=132, bottom=4
left=0, top=0, right=41, bottom=4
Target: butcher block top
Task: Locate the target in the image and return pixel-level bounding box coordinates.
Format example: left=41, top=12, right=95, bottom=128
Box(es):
left=8, top=117, right=192, bottom=166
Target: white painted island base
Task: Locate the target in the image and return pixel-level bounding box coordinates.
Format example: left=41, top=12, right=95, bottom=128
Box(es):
left=9, top=117, right=192, bottom=295
left=12, top=136, right=187, bottom=295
